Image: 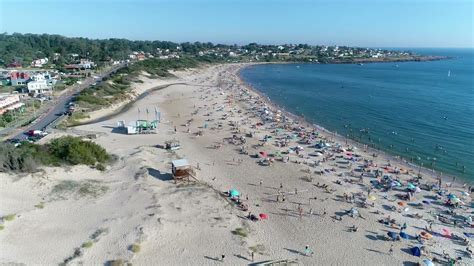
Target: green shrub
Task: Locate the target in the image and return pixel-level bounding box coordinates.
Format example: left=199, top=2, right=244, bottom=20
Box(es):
left=96, top=163, right=106, bottom=171
left=34, top=202, right=45, bottom=209
left=231, top=227, right=248, bottom=237
left=4, top=214, right=16, bottom=221
left=82, top=241, right=93, bottom=248
left=0, top=224, right=4, bottom=230
left=0, top=136, right=110, bottom=173
left=130, top=244, right=141, bottom=253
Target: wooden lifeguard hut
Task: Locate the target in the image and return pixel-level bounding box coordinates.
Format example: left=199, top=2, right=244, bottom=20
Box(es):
left=171, top=159, right=196, bottom=183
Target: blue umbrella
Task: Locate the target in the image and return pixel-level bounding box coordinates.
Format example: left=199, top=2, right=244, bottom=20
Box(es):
left=229, top=189, right=240, bottom=197
left=387, top=231, right=398, bottom=240
left=411, top=246, right=421, bottom=257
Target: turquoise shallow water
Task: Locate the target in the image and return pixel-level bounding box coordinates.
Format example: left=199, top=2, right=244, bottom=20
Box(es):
left=240, top=49, right=474, bottom=183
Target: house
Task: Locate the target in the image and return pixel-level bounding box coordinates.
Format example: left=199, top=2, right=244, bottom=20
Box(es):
left=27, top=74, right=52, bottom=95
left=10, top=72, right=30, bottom=86
left=31, top=58, right=49, bottom=68
left=0, top=94, right=24, bottom=115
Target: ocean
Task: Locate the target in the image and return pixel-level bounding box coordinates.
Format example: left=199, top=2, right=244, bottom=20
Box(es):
left=239, top=48, right=474, bottom=183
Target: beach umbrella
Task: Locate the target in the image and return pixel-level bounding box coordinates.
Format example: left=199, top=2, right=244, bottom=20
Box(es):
left=387, top=231, right=398, bottom=240
left=368, top=195, right=377, bottom=201
left=441, top=228, right=451, bottom=237
left=461, top=191, right=469, bottom=197
left=422, top=200, right=431, bottom=205
left=410, top=246, right=421, bottom=257
left=390, top=181, right=401, bottom=187
left=259, top=151, right=268, bottom=158
left=422, top=259, right=434, bottom=266
left=447, top=193, right=457, bottom=199
left=415, top=187, right=421, bottom=193
left=398, top=201, right=407, bottom=207
left=407, top=183, right=416, bottom=190
left=420, top=231, right=432, bottom=239
left=229, top=189, right=240, bottom=197
left=259, top=213, right=268, bottom=220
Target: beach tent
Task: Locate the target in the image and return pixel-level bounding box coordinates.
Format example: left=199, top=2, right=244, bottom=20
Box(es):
left=410, top=246, right=421, bottom=257
left=229, top=189, right=240, bottom=198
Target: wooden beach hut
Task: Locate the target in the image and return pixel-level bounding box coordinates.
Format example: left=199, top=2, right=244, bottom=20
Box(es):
left=171, top=159, right=196, bottom=183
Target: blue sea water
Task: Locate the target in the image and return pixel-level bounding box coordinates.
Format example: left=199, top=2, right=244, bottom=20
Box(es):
left=240, top=49, right=474, bottom=182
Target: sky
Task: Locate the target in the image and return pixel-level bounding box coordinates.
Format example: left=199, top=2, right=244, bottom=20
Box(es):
left=0, top=0, right=473, bottom=48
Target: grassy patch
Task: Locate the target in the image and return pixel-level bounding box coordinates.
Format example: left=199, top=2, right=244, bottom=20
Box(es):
left=78, top=181, right=109, bottom=198
left=82, top=241, right=93, bottom=248
left=3, top=214, right=16, bottom=221
left=34, top=202, right=45, bottom=209
left=51, top=180, right=108, bottom=199
left=231, top=227, right=248, bottom=238
left=0, top=224, right=4, bottom=230
left=249, top=244, right=266, bottom=255
left=129, top=243, right=141, bottom=253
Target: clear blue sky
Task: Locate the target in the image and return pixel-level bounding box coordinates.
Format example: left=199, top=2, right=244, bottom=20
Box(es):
left=0, top=0, right=472, bottom=48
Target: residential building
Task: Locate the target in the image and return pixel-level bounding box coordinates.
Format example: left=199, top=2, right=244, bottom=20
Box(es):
left=27, top=74, right=52, bottom=95
left=10, top=72, right=30, bottom=86
left=0, top=94, right=24, bottom=115
left=31, top=58, right=49, bottom=67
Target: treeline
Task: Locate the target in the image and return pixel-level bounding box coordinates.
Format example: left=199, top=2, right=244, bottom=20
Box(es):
left=0, top=136, right=110, bottom=172
left=0, top=33, right=232, bottom=67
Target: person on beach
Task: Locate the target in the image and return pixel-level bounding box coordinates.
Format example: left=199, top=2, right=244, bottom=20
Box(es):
left=251, top=251, right=255, bottom=261
left=297, top=204, right=303, bottom=218
left=221, top=254, right=225, bottom=262
left=389, top=244, right=394, bottom=255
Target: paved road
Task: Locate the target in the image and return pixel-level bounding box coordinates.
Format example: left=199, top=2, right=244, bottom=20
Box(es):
left=12, top=63, right=127, bottom=140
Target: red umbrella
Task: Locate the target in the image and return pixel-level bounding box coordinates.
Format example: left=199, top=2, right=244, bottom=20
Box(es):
left=259, top=151, right=268, bottom=158
left=259, top=213, right=268, bottom=220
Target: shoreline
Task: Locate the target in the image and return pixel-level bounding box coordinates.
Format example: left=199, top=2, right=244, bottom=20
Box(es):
left=235, top=64, right=472, bottom=186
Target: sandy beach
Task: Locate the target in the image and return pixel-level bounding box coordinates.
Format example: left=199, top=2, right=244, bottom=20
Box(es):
left=1, top=64, right=472, bottom=265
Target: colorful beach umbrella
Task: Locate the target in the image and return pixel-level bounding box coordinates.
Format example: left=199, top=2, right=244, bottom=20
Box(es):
left=447, top=193, right=457, bottom=199
left=441, top=228, right=451, bottom=237
left=259, top=213, right=268, bottom=220
left=368, top=195, right=377, bottom=201
left=229, top=189, right=240, bottom=197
